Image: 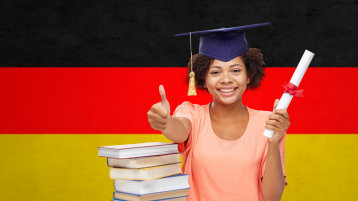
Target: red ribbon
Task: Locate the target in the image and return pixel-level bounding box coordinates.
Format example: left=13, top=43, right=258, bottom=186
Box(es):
left=282, top=83, right=304, bottom=97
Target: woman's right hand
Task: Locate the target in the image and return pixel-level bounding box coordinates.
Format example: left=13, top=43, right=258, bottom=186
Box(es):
left=147, top=85, right=171, bottom=132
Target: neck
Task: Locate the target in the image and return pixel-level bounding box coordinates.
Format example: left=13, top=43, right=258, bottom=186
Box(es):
left=209, top=100, right=247, bottom=122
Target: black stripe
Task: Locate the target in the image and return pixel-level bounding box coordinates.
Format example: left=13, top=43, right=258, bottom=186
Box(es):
left=0, top=0, right=357, bottom=67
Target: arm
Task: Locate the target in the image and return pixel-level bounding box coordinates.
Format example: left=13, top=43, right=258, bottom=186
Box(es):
left=162, top=116, right=191, bottom=143
left=262, top=99, right=290, bottom=201
left=261, top=142, right=285, bottom=201
left=147, top=85, right=191, bottom=143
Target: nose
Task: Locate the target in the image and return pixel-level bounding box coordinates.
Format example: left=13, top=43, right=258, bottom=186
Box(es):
left=220, top=71, right=233, bottom=84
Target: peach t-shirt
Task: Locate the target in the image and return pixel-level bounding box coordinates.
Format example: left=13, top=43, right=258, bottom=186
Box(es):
left=173, top=101, right=286, bottom=201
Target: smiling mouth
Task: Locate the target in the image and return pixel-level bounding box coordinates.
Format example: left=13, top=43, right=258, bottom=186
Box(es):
left=217, top=87, right=238, bottom=93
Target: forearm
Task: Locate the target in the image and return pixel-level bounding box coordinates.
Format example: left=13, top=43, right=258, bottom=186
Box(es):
left=262, top=142, right=285, bottom=201
left=162, top=116, right=190, bottom=143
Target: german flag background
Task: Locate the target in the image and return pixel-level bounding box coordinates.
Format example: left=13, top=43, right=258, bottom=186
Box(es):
left=0, top=0, right=357, bottom=200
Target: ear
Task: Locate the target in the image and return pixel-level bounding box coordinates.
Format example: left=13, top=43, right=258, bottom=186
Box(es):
left=246, top=78, right=251, bottom=85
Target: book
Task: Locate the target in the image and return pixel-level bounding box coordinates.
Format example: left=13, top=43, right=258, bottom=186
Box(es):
left=110, top=163, right=182, bottom=180
left=113, top=188, right=189, bottom=201
left=107, top=153, right=181, bottom=168
left=114, top=174, right=190, bottom=195
left=98, top=142, right=179, bottom=159
left=112, top=195, right=188, bottom=201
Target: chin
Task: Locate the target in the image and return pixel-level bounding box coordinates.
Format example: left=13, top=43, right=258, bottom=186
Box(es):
left=223, top=100, right=240, bottom=105
left=216, top=97, right=241, bottom=105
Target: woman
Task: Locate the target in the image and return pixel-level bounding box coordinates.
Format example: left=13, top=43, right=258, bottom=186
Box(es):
left=147, top=24, right=290, bottom=201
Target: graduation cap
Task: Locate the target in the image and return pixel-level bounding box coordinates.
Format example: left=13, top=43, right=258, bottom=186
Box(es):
left=175, top=22, right=272, bottom=96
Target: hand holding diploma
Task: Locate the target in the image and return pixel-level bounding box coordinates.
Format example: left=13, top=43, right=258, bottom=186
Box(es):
left=264, top=50, right=315, bottom=138
left=265, top=99, right=291, bottom=143
left=147, top=85, right=171, bottom=132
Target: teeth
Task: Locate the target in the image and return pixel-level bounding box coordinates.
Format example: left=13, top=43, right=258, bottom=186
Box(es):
left=219, top=88, right=235, bottom=92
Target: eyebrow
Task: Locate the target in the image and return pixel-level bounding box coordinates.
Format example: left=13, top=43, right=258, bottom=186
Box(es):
left=210, top=64, right=243, bottom=69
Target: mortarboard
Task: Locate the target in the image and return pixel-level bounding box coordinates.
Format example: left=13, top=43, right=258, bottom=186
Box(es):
left=175, top=22, right=272, bottom=96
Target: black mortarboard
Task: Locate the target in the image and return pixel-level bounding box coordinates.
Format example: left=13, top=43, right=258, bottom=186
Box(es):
left=175, top=22, right=271, bottom=62
left=175, top=22, right=272, bottom=96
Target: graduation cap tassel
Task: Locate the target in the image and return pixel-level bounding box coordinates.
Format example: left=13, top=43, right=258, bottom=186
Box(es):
left=188, top=32, right=197, bottom=96
left=188, top=71, right=197, bottom=96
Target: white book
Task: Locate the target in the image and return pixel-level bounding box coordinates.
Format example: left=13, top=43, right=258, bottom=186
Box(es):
left=107, top=153, right=181, bottom=168
left=114, top=174, right=190, bottom=195
left=112, top=196, right=188, bottom=201
left=98, top=142, right=178, bottom=159
left=110, top=163, right=182, bottom=180
left=113, top=188, right=189, bottom=201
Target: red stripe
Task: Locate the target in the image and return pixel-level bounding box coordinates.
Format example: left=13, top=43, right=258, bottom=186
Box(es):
left=0, top=67, right=356, bottom=134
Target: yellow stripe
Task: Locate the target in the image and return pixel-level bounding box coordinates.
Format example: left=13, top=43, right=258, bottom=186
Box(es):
left=0, top=134, right=357, bottom=201
left=282, top=134, right=358, bottom=201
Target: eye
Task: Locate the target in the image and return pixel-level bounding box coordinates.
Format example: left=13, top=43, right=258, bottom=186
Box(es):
left=210, top=71, right=220, bottom=75
left=232, top=69, right=241, bottom=73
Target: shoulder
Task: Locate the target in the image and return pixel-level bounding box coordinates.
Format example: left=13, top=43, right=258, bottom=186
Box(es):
left=246, top=107, right=272, bottom=143
left=175, top=101, right=208, bottom=114
left=247, top=107, right=271, bottom=123
left=173, top=101, right=209, bottom=122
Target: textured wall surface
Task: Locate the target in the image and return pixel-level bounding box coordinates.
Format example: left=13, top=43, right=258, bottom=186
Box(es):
left=0, top=1, right=357, bottom=201
left=0, top=0, right=357, bottom=66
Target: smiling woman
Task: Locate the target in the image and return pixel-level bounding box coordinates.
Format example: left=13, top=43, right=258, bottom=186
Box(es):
left=147, top=23, right=289, bottom=201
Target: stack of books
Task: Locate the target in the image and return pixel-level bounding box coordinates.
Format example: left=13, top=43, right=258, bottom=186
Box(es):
left=98, top=142, right=190, bottom=201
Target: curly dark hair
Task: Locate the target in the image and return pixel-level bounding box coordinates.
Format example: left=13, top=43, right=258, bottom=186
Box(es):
left=187, top=48, right=265, bottom=90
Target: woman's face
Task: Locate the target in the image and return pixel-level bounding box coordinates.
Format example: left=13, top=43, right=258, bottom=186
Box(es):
left=204, top=56, right=250, bottom=105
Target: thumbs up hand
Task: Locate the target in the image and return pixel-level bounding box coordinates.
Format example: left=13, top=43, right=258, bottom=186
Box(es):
left=265, top=99, right=291, bottom=143
left=147, top=85, right=171, bottom=132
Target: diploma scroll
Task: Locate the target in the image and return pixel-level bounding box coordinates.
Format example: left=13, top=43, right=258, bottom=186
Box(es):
left=263, top=50, right=315, bottom=138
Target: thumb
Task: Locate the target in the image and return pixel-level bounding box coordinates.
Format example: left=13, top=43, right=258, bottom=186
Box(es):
left=159, top=85, right=168, bottom=104
left=159, top=85, right=170, bottom=114
left=273, top=99, right=279, bottom=112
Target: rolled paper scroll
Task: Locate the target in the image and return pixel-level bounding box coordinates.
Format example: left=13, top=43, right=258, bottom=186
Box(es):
left=263, top=50, right=315, bottom=138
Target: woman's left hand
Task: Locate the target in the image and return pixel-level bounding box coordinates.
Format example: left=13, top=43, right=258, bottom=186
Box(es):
left=265, top=99, right=291, bottom=143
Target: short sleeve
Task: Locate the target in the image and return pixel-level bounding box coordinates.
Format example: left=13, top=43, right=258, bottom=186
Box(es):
left=173, top=101, right=195, bottom=153
left=260, top=134, right=287, bottom=185
left=173, top=101, right=194, bottom=123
